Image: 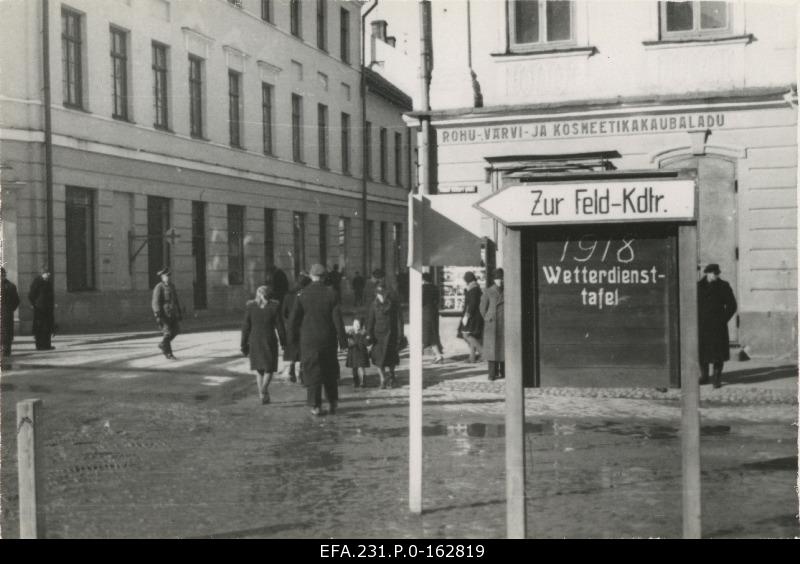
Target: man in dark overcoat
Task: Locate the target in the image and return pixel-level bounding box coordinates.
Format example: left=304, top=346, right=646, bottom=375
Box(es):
left=152, top=267, right=183, bottom=360
left=1, top=267, right=21, bottom=357
left=266, top=266, right=290, bottom=306
left=480, top=268, right=504, bottom=380
left=28, top=265, right=55, bottom=350
left=289, top=263, right=347, bottom=415
left=698, top=263, right=737, bottom=388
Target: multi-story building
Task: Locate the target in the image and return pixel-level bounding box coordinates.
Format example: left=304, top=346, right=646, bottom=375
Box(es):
left=0, top=0, right=414, bottom=330
left=409, top=0, right=797, bottom=361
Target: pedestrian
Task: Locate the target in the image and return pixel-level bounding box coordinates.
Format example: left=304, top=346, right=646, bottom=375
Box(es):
left=328, top=263, right=343, bottom=303
left=367, top=282, right=402, bottom=389
left=698, top=263, right=737, bottom=388
left=480, top=268, right=504, bottom=381
left=1, top=267, right=21, bottom=357
left=241, top=285, right=286, bottom=404
left=281, top=272, right=310, bottom=383
left=422, top=272, right=444, bottom=363
left=151, top=267, right=182, bottom=360
left=458, top=270, right=483, bottom=363
left=266, top=265, right=289, bottom=306
left=352, top=271, right=365, bottom=306
left=28, top=264, right=55, bottom=351
left=346, top=317, right=370, bottom=388
left=288, top=263, right=347, bottom=416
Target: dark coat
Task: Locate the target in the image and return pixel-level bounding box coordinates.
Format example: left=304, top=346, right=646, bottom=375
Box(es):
left=346, top=331, right=370, bottom=368
left=480, top=284, right=504, bottom=362
left=268, top=269, right=290, bottom=304
left=352, top=275, right=365, bottom=293
left=698, top=277, right=737, bottom=363
left=281, top=288, right=302, bottom=361
left=422, top=282, right=441, bottom=348
left=288, top=281, right=347, bottom=386
left=29, top=275, right=55, bottom=327
left=458, top=282, right=483, bottom=339
left=367, top=295, right=402, bottom=368
left=1, top=278, right=20, bottom=341
left=241, top=299, right=286, bottom=372
left=151, top=282, right=182, bottom=321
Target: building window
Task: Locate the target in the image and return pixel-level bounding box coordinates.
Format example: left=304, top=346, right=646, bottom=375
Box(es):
left=293, top=212, right=306, bottom=279
left=341, top=112, right=351, bottom=175
left=509, top=0, right=574, bottom=51
left=366, top=220, right=374, bottom=272
left=394, top=132, right=403, bottom=186
left=147, top=196, right=171, bottom=288
left=319, top=214, right=328, bottom=266
left=340, top=8, right=351, bottom=64
left=189, top=55, right=204, bottom=138
left=393, top=223, right=403, bottom=276
left=379, top=127, right=388, bottom=183
left=365, top=121, right=373, bottom=179
left=338, top=217, right=349, bottom=268
left=290, top=0, right=302, bottom=38
left=380, top=222, right=387, bottom=274
left=229, top=70, right=242, bottom=148
left=65, top=186, right=95, bottom=291
left=292, top=94, right=303, bottom=162
left=317, top=0, right=327, bottom=51
left=661, top=1, right=730, bottom=38
left=110, top=27, right=129, bottom=120
left=318, top=104, right=329, bottom=169
left=264, top=208, right=275, bottom=270
left=261, top=0, right=272, bottom=22
left=62, top=8, right=83, bottom=108
left=228, top=205, right=245, bottom=286
left=262, top=82, right=273, bottom=155
left=152, top=42, right=169, bottom=130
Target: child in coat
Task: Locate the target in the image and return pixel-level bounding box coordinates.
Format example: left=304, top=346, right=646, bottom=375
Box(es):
left=346, top=318, right=371, bottom=388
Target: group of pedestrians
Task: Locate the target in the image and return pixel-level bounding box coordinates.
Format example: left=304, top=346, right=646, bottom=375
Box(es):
left=1, top=265, right=57, bottom=360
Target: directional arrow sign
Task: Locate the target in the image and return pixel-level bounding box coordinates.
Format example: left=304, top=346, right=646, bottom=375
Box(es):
left=473, top=180, right=696, bottom=226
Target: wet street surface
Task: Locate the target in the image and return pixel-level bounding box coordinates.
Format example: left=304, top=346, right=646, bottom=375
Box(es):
left=1, top=329, right=797, bottom=538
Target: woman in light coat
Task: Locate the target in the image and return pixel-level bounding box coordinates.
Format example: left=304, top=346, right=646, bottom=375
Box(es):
left=480, top=268, right=504, bottom=381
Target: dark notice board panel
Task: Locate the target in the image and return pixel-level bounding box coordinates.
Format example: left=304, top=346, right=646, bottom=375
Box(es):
left=534, top=225, right=679, bottom=387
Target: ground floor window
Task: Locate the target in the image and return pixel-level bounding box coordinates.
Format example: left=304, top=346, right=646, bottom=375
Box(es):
left=293, top=211, right=306, bottom=279
left=66, top=186, right=95, bottom=291
left=228, top=205, right=245, bottom=285
left=147, top=196, right=171, bottom=288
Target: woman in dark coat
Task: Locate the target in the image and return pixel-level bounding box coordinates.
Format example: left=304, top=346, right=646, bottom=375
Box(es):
left=281, top=273, right=310, bottom=382
left=698, top=263, right=737, bottom=388
left=241, top=285, right=286, bottom=404
left=422, top=272, right=444, bottom=363
left=458, top=271, right=483, bottom=363
left=480, top=268, right=504, bottom=380
left=367, top=283, right=402, bottom=388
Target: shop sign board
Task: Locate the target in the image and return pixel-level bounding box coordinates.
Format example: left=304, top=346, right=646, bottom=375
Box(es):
left=474, top=180, right=696, bottom=226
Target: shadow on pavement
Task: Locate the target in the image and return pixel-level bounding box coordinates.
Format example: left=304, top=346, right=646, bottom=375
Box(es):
left=722, top=364, right=797, bottom=385
left=191, top=521, right=312, bottom=539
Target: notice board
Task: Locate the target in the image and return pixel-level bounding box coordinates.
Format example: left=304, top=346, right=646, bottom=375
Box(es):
left=533, top=225, right=679, bottom=387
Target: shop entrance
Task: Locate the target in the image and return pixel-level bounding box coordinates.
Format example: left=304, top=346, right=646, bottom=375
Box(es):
left=524, top=224, right=680, bottom=388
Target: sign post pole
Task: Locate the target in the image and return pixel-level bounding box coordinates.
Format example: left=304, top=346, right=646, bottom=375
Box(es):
left=17, top=399, right=45, bottom=538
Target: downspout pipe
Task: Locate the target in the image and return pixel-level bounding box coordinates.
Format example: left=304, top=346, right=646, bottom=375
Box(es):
left=361, top=0, right=378, bottom=277
left=42, top=0, right=55, bottom=275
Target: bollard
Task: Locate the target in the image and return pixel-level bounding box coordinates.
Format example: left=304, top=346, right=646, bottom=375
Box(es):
left=17, top=399, right=45, bottom=538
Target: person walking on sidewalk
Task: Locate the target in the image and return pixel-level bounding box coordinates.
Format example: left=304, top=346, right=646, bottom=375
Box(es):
left=241, top=285, right=286, bottom=405
left=346, top=317, right=371, bottom=388
left=152, top=267, right=183, bottom=360
left=282, top=272, right=310, bottom=383
left=367, top=282, right=403, bottom=389
left=458, top=271, right=483, bottom=363
left=352, top=271, right=365, bottom=306
left=698, top=263, right=737, bottom=388
left=28, top=264, right=56, bottom=351
left=1, top=267, right=21, bottom=357
left=480, top=268, right=505, bottom=381
left=265, top=266, right=290, bottom=307
left=422, top=272, right=444, bottom=363
left=289, top=264, right=347, bottom=416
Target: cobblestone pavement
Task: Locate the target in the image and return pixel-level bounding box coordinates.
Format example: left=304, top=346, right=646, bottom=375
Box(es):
left=0, top=326, right=797, bottom=539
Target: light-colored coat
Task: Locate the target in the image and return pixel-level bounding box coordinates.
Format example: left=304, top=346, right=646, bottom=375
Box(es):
left=479, top=284, right=504, bottom=362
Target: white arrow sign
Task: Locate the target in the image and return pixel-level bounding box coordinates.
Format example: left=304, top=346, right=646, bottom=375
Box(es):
left=474, top=179, right=696, bottom=226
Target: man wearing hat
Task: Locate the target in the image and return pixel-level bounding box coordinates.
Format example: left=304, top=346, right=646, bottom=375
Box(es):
left=698, top=263, right=737, bottom=388
left=288, top=263, right=347, bottom=415
left=152, top=267, right=183, bottom=360
left=1, top=267, right=21, bottom=357
left=480, top=268, right=505, bottom=381
left=28, top=264, right=56, bottom=350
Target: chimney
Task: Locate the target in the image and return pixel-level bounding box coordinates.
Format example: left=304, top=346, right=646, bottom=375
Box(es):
left=386, top=36, right=396, bottom=47
left=371, top=20, right=388, bottom=41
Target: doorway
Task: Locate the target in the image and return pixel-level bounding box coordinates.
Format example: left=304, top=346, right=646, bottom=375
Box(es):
left=192, top=201, right=207, bottom=309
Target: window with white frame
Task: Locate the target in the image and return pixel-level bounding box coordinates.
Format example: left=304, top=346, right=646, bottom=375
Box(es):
left=62, top=8, right=83, bottom=108
left=509, top=0, right=574, bottom=52
left=660, top=1, right=730, bottom=39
